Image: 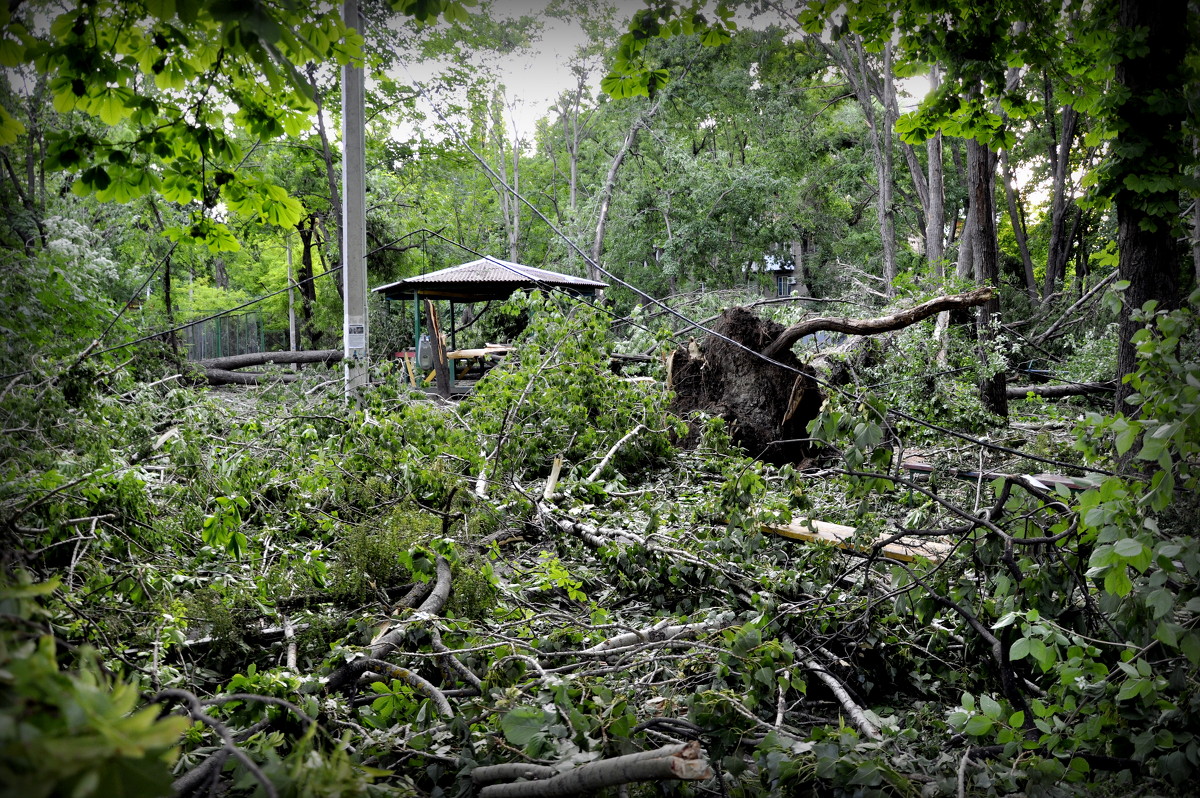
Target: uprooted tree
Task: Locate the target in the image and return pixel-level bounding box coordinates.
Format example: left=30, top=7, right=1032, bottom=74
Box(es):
left=668, top=287, right=995, bottom=462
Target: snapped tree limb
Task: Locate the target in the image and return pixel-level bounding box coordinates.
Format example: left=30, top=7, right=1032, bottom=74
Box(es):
left=199, top=350, right=343, bottom=371
left=1005, top=380, right=1115, bottom=399
left=476, top=741, right=712, bottom=797
left=581, top=618, right=719, bottom=656
left=760, top=287, right=995, bottom=359
left=802, top=654, right=882, bottom=741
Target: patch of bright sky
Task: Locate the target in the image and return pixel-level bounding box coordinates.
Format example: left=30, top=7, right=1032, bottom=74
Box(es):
left=398, top=1, right=932, bottom=141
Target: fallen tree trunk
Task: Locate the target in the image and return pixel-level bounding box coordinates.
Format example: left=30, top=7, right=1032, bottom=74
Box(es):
left=475, top=741, right=712, bottom=797
left=204, top=368, right=300, bottom=386
left=1006, top=380, right=1116, bottom=399
left=199, top=350, right=343, bottom=370
left=201, top=350, right=343, bottom=386
left=760, top=287, right=994, bottom=359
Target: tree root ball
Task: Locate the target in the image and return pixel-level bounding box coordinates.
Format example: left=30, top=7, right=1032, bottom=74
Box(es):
left=667, top=307, right=823, bottom=464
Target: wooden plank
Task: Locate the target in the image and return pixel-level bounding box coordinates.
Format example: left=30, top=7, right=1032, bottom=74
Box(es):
left=763, top=518, right=953, bottom=563
left=448, top=346, right=510, bottom=360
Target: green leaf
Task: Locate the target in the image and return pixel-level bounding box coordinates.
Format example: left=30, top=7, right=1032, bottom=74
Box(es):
left=979, top=693, right=1002, bottom=720
left=1180, top=632, right=1200, bottom=666
left=1113, top=537, right=1144, bottom=558
left=964, top=715, right=993, bottom=736
left=1009, top=637, right=1030, bottom=661
left=1145, top=587, right=1175, bottom=619
left=500, top=706, right=545, bottom=747
left=1104, top=567, right=1133, bottom=597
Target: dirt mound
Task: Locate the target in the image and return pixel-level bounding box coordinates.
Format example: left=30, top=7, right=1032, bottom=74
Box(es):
left=668, top=307, right=823, bottom=464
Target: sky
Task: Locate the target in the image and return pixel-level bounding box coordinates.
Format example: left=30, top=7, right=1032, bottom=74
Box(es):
left=393, top=1, right=930, bottom=141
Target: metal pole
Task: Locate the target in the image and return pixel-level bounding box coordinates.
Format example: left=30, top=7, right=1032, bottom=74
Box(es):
left=342, top=0, right=368, bottom=397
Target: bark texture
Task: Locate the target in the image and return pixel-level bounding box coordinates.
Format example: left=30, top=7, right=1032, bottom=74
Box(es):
left=476, top=741, right=712, bottom=798
left=761, top=287, right=994, bottom=360
left=967, top=138, right=1008, bottom=417
left=1113, top=0, right=1187, bottom=413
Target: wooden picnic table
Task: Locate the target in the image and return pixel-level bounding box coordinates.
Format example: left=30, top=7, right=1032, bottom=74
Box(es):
left=447, top=345, right=510, bottom=380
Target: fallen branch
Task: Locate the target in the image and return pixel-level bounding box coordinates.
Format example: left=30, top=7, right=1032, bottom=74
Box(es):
left=416, top=555, right=453, bottom=616
left=802, top=655, right=882, bottom=741
left=1032, top=271, right=1118, bottom=346
left=429, top=624, right=482, bottom=691
left=761, top=287, right=995, bottom=359
left=472, top=763, right=557, bottom=787
left=354, top=658, right=455, bottom=718
left=581, top=618, right=719, bottom=655
left=154, top=689, right=277, bottom=798
left=204, top=368, right=299, bottom=386
left=326, top=556, right=453, bottom=693
left=585, top=424, right=645, bottom=483
left=476, top=741, right=713, bottom=797
left=1005, top=380, right=1115, bottom=399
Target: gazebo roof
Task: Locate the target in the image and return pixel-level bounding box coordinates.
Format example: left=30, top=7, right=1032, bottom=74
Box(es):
left=372, top=258, right=608, bottom=301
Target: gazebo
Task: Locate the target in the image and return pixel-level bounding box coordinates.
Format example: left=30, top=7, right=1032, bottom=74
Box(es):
left=372, top=257, right=607, bottom=393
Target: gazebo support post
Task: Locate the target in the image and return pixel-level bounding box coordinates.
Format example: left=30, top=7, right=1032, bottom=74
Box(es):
left=448, top=300, right=456, bottom=383
left=425, top=298, right=452, bottom=398
left=412, top=294, right=421, bottom=386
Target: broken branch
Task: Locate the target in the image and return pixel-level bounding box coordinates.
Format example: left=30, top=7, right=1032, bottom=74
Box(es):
left=476, top=741, right=713, bottom=797
left=1005, top=380, right=1115, bottom=399
left=761, top=287, right=995, bottom=359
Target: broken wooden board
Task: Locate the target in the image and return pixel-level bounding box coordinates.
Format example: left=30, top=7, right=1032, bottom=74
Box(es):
left=763, top=518, right=953, bottom=563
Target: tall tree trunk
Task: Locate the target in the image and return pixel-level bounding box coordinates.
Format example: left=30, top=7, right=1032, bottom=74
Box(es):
left=882, top=50, right=929, bottom=233
left=999, top=149, right=1038, bottom=301
left=925, top=66, right=945, bottom=276
left=591, top=99, right=660, bottom=281
left=956, top=201, right=975, bottom=280
left=838, top=37, right=897, bottom=295
left=1042, top=101, right=1079, bottom=303
left=1113, top=0, right=1187, bottom=413
left=968, top=138, right=1007, bottom=417
left=295, top=216, right=321, bottom=350
left=308, top=65, right=345, bottom=302
left=213, top=258, right=228, bottom=290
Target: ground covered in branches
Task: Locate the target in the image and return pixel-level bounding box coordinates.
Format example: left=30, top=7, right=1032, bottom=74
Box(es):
left=3, top=293, right=1199, bottom=798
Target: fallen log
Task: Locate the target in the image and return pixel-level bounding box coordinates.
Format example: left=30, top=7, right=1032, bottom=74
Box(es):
left=760, top=287, right=994, bottom=359
left=199, top=349, right=343, bottom=370
left=475, top=741, right=713, bottom=798
left=1005, top=380, right=1115, bottom=399
left=200, top=350, right=343, bottom=386
left=204, top=368, right=300, bottom=386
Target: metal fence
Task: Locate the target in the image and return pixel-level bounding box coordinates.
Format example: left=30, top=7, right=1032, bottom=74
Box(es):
left=181, top=311, right=266, bottom=361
